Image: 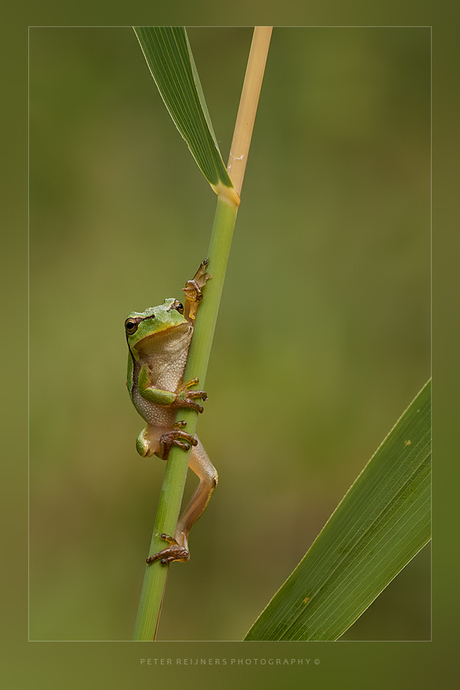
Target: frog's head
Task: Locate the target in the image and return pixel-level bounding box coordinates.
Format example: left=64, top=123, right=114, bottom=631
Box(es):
left=125, top=298, right=189, bottom=354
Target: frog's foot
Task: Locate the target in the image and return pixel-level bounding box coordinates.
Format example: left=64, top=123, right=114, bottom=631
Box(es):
left=146, top=534, right=190, bottom=565
left=159, top=421, right=198, bottom=460
left=175, top=378, right=208, bottom=413
left=183, top=258, right=211, bottom=323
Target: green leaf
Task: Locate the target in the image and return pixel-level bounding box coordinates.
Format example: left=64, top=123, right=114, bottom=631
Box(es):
left=245, top=380, right=431, bottom=641
left=133, top=26, right=233, bottom=191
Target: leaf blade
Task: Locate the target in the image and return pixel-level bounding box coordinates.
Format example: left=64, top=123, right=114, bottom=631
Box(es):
left=245, top=380, right=431, bottom=641
left=133, top=26, right=233, bottom=191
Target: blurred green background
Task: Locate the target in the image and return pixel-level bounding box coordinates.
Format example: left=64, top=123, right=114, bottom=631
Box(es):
left=29, top=27, right=430, bottom=641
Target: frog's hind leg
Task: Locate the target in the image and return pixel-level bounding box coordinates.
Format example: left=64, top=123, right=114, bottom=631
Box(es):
left=146, top=437, right=217, bottom=565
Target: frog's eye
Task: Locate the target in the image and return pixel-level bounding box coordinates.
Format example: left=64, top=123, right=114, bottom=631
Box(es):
left=125, top=318, right=140, bottom=335
left=168, top=300, right=184, bottom=314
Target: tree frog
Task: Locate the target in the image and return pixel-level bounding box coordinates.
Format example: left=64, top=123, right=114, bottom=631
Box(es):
left=125, top=259, right=217, bottom=566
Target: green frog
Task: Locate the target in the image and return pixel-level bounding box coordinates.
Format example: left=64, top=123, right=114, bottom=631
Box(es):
left=125, top=260, right=217, bottom=565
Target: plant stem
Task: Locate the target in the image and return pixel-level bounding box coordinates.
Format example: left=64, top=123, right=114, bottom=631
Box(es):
left=133, top=197, right=238, bottom=641
left=133, top=26, right=272, bottom=642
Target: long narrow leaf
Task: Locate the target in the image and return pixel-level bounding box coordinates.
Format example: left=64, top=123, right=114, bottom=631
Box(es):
left=245, top=380, right=431, bottom=641
left=133, top=26, right=234, bottom=191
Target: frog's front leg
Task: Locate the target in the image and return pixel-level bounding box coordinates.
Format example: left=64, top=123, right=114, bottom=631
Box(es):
left=138, top=367, right=207, bottom=413
left=146, top=437, right=218, bottom=565
left=183, top=257, right=211, bottom=324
